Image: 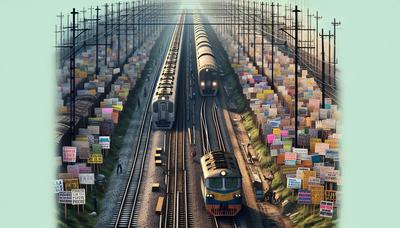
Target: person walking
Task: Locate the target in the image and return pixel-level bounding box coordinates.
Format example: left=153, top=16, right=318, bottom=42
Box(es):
left=117, top=158, right=123, bottom=175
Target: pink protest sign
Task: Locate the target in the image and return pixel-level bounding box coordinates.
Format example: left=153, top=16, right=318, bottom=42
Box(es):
left=266, top=134, right=275, bottom=144
left=63, top=146, right=77, bottom=163
left=281, top=130, right=289, bottom=138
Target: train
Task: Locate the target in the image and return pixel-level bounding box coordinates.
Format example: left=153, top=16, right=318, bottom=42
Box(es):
left=193, top=15, right=219, bottom=96
left=200, top=150, right=242, bottom=216
left=151, top=14, right=185, bottom=130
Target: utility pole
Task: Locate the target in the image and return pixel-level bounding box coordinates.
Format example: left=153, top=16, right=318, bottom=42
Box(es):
left=70, top=8, right=78, bottom=144
left=328, top=30, right=332, bottom=85
left=261, top=2, right=264, bottom=76
left=320, top=30, right=333, bottom=108
left=321, top=29, right=326, bottom=109
left=253, top=0, right=256, bottom=66
left=125, top=2, right=129, bottom=60
left=294, top=5, right=299, bottom=148
left=314, top=11, right=322, bottom=71
left=117, top=2, right=121, bottom=66
left=104, top=4, right=109, bottom=66
left=332, top=18, right=341, bottom=88
left=247, top=0, right=250, bottom=57
left=271, top=2, right=275, bottom=85
left=95, top=6, right=100, bottom=75
left=132, top=1, right=136, bottom=52
left=307, top=9, right=314, bottom=65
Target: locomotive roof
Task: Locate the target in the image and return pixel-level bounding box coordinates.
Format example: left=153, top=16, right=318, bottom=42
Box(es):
left=200, top=151, right=241, bottom=179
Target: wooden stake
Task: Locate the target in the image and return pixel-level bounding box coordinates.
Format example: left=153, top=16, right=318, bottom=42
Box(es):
left=64, top=204, right=67, bottom=220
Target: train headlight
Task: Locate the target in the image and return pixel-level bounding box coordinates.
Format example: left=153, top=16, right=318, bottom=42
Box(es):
left=234, top=193, right=242, bottom=198
left=220, top=171, right=227, bottom=176
left=212, top=81, right=217, bottom=87
left=206, top=194, right=214, bottom=198
left=200, top=81, right=205, bottom=87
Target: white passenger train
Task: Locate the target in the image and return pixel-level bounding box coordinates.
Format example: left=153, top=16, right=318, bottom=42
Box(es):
left=151, top=14, right=185, bottom=130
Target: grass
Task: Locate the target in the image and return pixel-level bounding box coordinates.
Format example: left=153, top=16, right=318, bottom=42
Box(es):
left=57, top=30, right=165, bottom=228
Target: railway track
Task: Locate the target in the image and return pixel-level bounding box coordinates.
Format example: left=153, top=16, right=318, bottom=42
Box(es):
left=163, top=17, right=190, bottom=228
left=109, top=25, right=171, bottom=228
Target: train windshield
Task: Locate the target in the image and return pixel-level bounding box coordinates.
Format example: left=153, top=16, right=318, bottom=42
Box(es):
left=224, top=178, right=240, bottom=189
left=207, top=178, right=223, bottom=189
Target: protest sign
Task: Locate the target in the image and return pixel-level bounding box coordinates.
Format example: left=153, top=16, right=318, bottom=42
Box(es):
left=54, top=179, right=64, bottom=193
left=287, top=178, right=302, bottom=189
left=71, top=189, right=86, bottom=205
left=302, top=171, right=316, bottom=189
left=285, top=152, right=297, bottom=165
left=99, top=136, right=110, bottom=149
left=298, top=189, right=312, bottom=204
left=281, top=165, right=298, bottom=175
left=88, top=154, right=103, bottom=164
left=58, top=191, right=72, bottom=204
left=62, top=146, right=77, bottom=163
left=310, top=185, right=325, bottom=204
left=78, top=173, right=95, bottom=185
left=320, top=201, right=334, bottom=218
left=64, top=178, right=79, bottom=191
left=293, top=148, right=308, bottom=160
left=325, top=190, right=337, bottom=203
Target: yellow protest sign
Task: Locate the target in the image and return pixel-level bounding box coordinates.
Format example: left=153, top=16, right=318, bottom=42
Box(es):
left=302, top=170, right=316, bottom=189
left=310, top=185, right=325, bottom=204
left=64, top=178, right=79, bottom=191
left=272, top=128, right=281, bottom=136
left=88, top=154, right=103, bottom=164
left=112, top=105, right=123, bottom=112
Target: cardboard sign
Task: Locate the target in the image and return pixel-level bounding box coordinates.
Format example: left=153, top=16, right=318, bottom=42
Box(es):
left=325, top=149, right=339, bottom=161
left=325, top=170, right=339, bottom=183
left=79, top=173, right=95, bottom=185
left=325, top=190, right=337, bottom=203
left=287, top=178, right=302, bottom=189
left=88, top=125, right=100, bottom=135
left=281, top=165, right=298, bottom=175
left=315, top=143, right=330, bottom=155
left=88, top=154, right=103, bottom=164
left=64, top=178, right=79, bottom=191
left=302, top=171, right=317, bottom=189
left=54, top=179, right=64, bottom=193
left=58, top=173, right=74, bottom=180
left=58, top=191, right=72, bottom=204
left=308, top=177, right=321, bottom=187
left=67, top=164, right=80, bottom=178
left=79, top=166, right=92, bottom=173
left=284, top=152, right=297, bottom=165
left=320, top=201, right=334, bottom=218
left=78, top=147, right=90, bottom=159
left=99, top=136, right=110, bottom=149
left=92, top=144, right=102, bottom=154
left=71, top=189, right=86, bottom=205
left=272, top=128, right=281, bottom=136
left=298, top=189, right=312, bottom=204
left=62, top=146, right=77, bottom=163
left=310, top=185, right=325, bottom=204
left=293, top=148, right=308, bottom=160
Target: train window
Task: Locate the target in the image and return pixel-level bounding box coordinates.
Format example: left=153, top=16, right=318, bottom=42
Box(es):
left=207, top=178, right=223, bottom=189
left=168, top=103, right=173, bottom=113
left=224, top=178, right=240, bottom=189
left=153, top=103, right=158, bottom=112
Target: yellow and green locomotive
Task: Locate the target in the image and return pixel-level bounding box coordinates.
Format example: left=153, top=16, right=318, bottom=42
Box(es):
left=200, top=151, right=242, bottom=216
